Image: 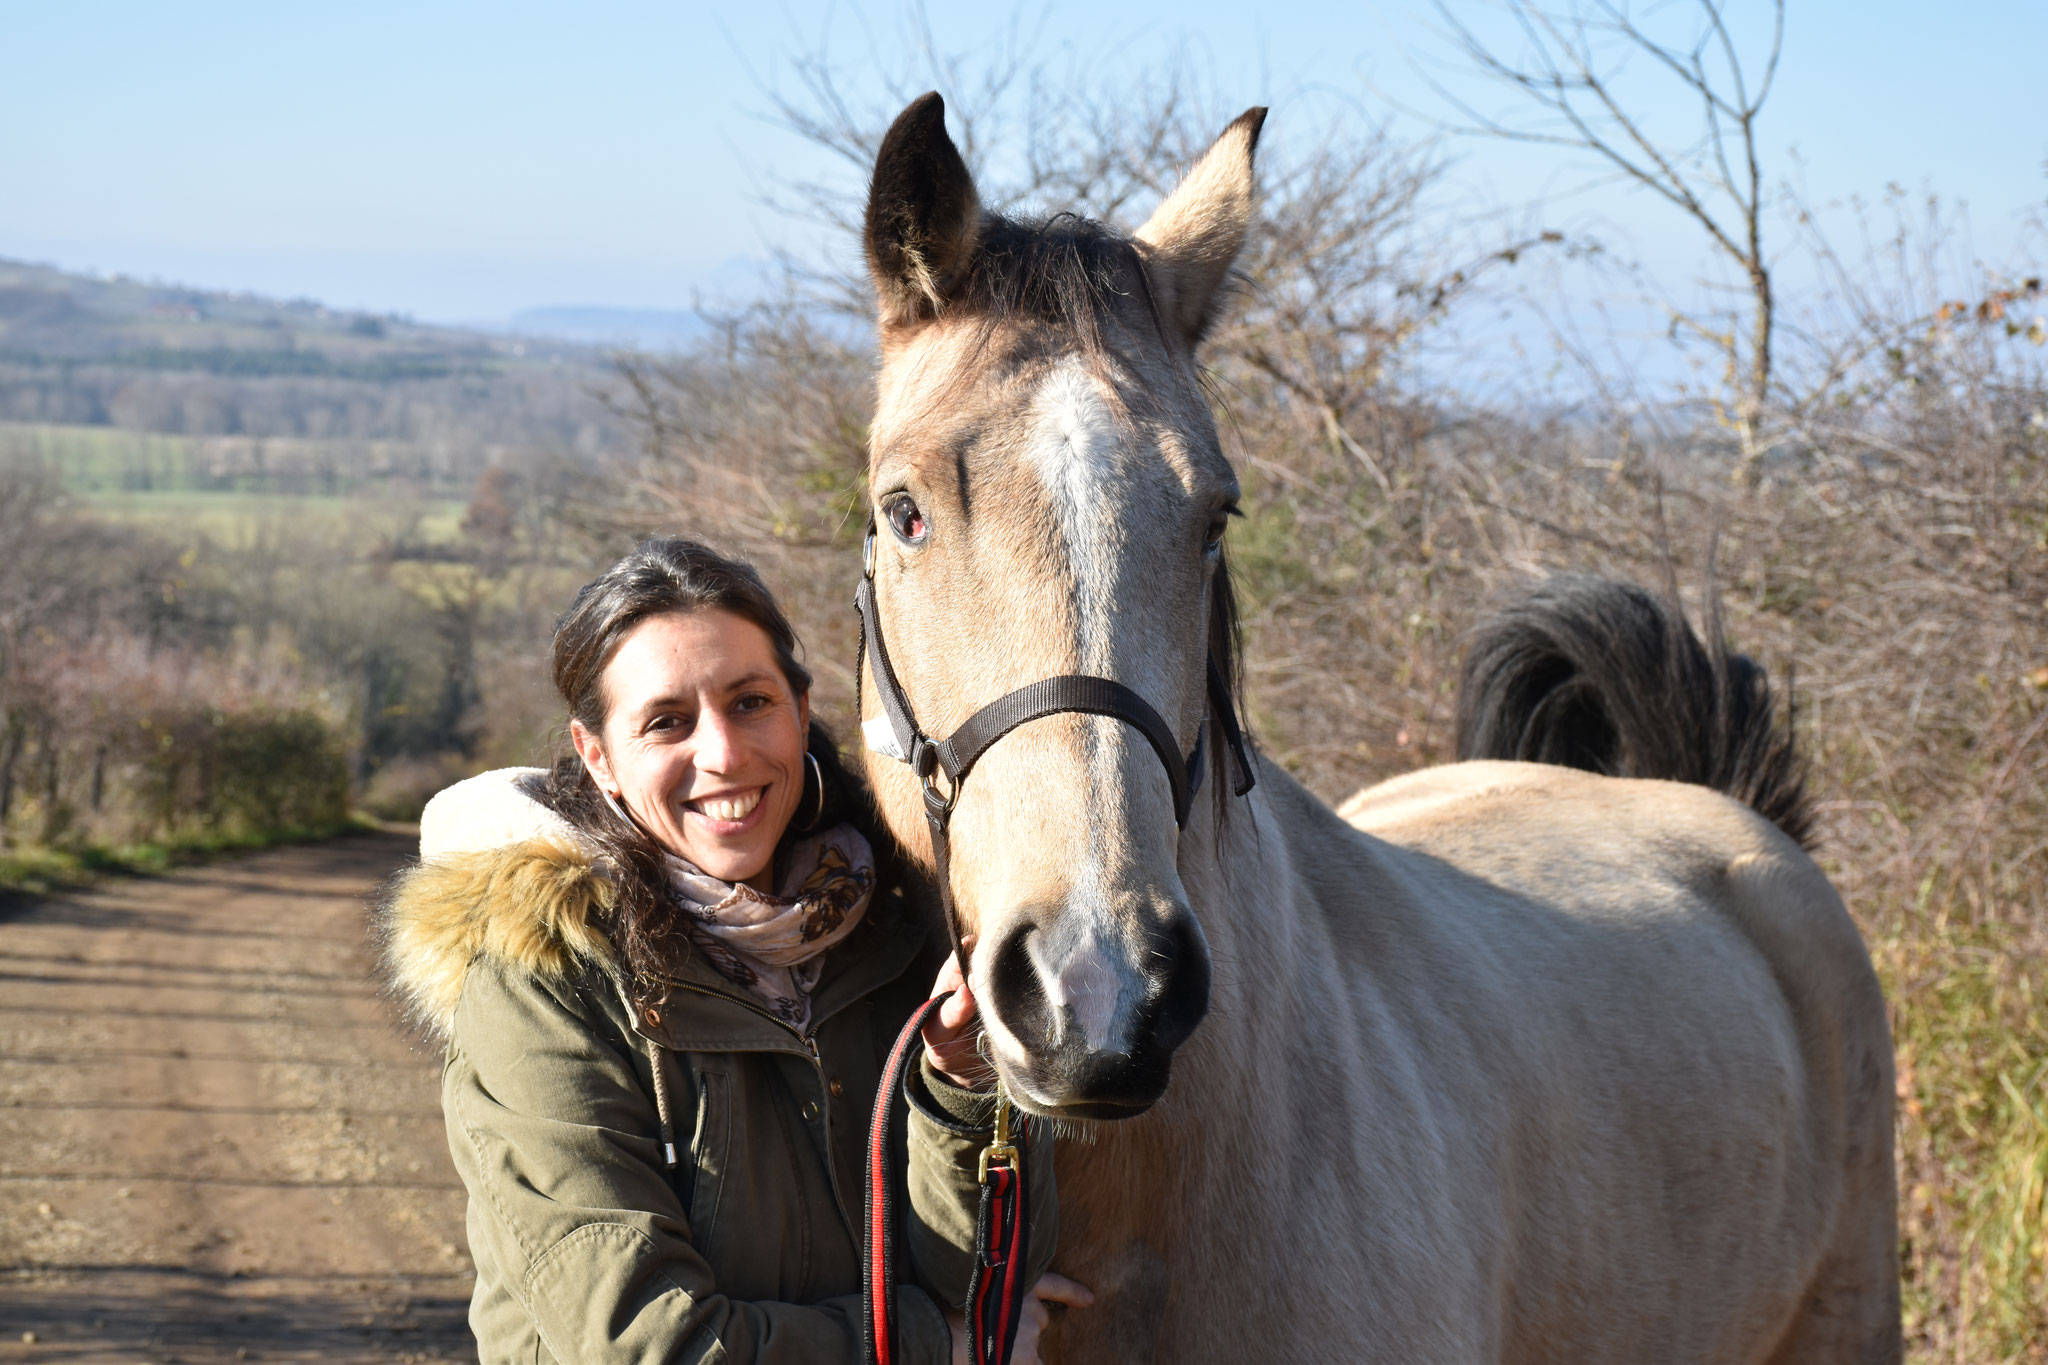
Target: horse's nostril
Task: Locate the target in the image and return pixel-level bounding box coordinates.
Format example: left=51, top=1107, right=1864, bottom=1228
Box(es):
left=1148, top=913, right=1211, bottom=1054
left=987, top=920, right=1050, bottom=1036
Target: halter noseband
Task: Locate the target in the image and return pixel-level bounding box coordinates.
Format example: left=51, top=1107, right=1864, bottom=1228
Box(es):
left=852, top=523, right=1255, bottom=970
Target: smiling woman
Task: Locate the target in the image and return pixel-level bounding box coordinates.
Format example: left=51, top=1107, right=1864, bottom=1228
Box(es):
left=375, top=538, right=1086, bottom=1364
left=567, top=607, right=812, bottom=883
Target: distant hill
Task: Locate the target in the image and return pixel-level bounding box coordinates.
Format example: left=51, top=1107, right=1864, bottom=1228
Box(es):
left=0, top=257, right=632, bottom=498
left=508, top=305, right=713, bottom=353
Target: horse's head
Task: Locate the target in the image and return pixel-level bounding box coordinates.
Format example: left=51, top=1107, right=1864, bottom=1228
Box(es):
left=859, top=93, right=1262, bottom=1119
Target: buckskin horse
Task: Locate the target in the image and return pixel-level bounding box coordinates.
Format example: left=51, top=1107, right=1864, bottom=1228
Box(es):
left=854, top=93, right=1899, bottom=1364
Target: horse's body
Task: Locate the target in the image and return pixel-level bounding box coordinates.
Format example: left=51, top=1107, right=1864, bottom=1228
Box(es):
left=854, top=94, right=1898, bottom=1363
left=1050, top=760, right=1896, bottom=1362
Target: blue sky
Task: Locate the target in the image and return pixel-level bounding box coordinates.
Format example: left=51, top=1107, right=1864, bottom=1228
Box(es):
left=3, top=1, right=2042, bottom=328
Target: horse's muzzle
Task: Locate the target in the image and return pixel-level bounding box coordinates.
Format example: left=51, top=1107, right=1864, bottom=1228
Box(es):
left=983, top=908, right=1211, bottom=1117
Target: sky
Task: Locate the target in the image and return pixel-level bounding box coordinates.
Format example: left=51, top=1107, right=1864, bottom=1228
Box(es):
left=3, top=0, right=2042, bottom=333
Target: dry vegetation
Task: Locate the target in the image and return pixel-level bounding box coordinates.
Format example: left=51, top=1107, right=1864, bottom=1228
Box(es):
left=0, top=436, right=597, bottom=874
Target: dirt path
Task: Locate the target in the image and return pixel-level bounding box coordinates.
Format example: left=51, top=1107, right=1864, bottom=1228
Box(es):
left=0, top=832, right=474, bottom=1363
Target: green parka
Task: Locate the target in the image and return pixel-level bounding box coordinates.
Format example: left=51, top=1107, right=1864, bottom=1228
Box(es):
left=378, top=774, right=1057, bottom=1364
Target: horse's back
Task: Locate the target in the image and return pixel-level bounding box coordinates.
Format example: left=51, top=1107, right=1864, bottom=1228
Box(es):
left=1339, top=758, right=1860, bottom=968
left=1315, top=759, right=1898, bottom=1363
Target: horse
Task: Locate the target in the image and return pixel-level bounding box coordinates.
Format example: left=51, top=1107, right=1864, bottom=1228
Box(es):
left=853, top=93, right=1900, bottom=1364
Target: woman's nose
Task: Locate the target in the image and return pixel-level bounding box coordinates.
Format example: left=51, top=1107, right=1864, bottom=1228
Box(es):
left=693, top=711, right=741, bottom=772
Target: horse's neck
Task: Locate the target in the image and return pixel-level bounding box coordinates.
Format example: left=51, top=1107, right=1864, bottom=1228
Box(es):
left=1187, top=759, right=1369, bottom=1029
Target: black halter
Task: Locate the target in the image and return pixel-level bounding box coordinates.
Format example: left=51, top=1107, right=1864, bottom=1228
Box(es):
left=852, top=523, right=1256, bottom=971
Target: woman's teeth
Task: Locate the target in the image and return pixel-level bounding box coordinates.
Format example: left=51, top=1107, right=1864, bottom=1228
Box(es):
left=693, top=789, right=762, bottom=822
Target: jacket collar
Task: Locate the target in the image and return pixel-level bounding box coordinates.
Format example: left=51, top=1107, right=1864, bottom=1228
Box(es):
left=379, top=767, right=934, bottom=1045
left=632, top=889, right=930, bottom=1053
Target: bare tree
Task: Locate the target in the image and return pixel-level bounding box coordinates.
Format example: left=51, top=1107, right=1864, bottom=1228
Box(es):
left=1426, top=0, right=1784, bottom=486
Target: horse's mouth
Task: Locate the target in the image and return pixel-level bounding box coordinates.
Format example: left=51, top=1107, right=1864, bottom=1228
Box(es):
left=1028, top=1095, right=1160, bottom=1122
left=991, top=1050, right=1175, bottom=1122
left=977, top=908, right=1211, bottom=1122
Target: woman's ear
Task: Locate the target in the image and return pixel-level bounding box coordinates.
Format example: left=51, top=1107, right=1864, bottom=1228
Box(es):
left=797, top=690, right=811, bottom=738
left=569, top=719, right=617, bottom=795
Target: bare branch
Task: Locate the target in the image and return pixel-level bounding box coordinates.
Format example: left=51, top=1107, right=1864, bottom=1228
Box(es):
left=1425, top=0, right=1784, bottom=483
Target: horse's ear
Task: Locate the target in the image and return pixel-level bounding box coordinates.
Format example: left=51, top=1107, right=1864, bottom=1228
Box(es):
left=1133, top=107, right=1267, bottom=347
left=865, top=92, right=982, bottom=330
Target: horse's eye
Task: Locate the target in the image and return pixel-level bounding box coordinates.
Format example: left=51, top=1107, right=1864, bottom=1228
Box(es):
left=885, top=493, right=928, bottom=545
left=1204, top=511, right=1230, bottom=555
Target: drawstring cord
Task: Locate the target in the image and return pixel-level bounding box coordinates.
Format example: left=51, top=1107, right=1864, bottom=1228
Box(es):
left=645, top=1034, right=680, bottom=1169
left=622, top=980, right=681, bottom=1170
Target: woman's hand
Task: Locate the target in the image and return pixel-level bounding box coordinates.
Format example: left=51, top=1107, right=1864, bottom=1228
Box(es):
left=922, top=950, right=988, bottom=1089
left=927, top=956, right=1093, bottom=1359
left=947, top=1274, right=1096, bottom=1364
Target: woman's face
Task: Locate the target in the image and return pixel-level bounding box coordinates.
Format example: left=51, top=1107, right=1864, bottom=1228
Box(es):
left=571, top=608, right=810, bottom=892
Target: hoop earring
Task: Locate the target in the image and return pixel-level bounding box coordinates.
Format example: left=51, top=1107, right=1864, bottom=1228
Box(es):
left=795, top=751, right=826, bottom=832
left=598, top=785, right=637, bottom=831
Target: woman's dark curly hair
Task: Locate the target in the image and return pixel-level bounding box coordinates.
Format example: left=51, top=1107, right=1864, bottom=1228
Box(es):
left=544, top=537, right=893, bottom=996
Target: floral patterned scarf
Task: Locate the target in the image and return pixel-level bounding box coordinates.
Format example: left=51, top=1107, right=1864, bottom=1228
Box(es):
left=662, top=824, right=875, bottom=1032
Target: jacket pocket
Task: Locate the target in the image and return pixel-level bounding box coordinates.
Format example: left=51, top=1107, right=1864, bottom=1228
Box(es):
left=683, top=1056, right=731, bottom=1247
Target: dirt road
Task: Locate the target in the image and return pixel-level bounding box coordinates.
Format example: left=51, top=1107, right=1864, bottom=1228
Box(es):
left=0, top=832, right=474, bottom=1363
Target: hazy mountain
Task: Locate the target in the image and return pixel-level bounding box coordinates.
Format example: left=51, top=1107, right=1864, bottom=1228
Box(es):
left=0, top=257, right=630, bottom=494
left=506, top=305, right=713, bottom=353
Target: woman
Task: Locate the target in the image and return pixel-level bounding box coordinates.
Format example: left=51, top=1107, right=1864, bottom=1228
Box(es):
left=379, top=538, right=1087, bottom=1363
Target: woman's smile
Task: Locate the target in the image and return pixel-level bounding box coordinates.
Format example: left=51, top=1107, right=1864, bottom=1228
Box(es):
left=685, top=785, right=767, bottom=829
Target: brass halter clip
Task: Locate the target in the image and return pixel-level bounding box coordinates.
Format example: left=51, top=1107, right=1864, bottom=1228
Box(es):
left=977, top=1087, right=1020, bottom=1185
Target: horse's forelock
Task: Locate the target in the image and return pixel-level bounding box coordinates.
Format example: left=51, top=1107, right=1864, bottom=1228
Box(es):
left=895, top=212, right=1178, bottom=406
left=962, top=213, right=1149, bottom=339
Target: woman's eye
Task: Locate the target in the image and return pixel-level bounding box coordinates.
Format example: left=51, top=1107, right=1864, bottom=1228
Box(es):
left=885, top=494, right=927, bottom=545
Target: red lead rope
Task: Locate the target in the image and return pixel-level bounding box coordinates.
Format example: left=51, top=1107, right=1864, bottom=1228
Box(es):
left=863, top=993, right=1031, bottom=1365
left=966, top=1157, right=1030, bottom=1364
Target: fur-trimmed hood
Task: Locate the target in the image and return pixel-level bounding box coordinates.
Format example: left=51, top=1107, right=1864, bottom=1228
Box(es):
left=378, top=768, right=617, bottom=1039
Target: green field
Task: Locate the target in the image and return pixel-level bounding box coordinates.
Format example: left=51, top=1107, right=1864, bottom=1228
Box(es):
left=3, top=421, right=471, bottom=542
left=4, top=420, right=198, bottom=491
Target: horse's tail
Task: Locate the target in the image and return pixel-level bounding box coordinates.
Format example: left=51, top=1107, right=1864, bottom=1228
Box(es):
left=1453, top=573, right=1814, bottom=848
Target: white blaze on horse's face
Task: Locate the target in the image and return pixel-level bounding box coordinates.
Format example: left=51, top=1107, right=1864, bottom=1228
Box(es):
left=1027, top=359, right=1137, bottom=677
left=993, top=362, right=1153, bottom=1063
left=861, top=93, right=1264, bottom=1117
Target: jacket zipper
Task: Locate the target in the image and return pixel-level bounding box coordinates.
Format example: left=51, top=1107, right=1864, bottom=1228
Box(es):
left=659, top=980, right=859, bottom=1238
